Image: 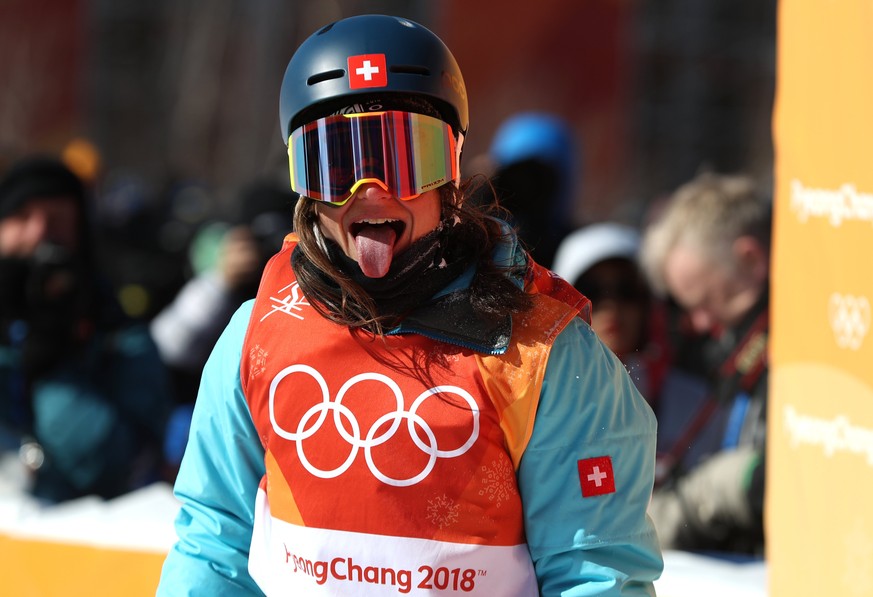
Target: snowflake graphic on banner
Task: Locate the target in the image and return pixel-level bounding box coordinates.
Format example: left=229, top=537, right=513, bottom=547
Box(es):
left=426, top=494, right=459, bottom=529
left=843, top=519, right=873, bottom=596
left=479, top=457, right=517, bottom=508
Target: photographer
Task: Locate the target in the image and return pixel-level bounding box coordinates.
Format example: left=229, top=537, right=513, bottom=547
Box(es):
left=150, top=179, right=297, bottom=385
left=149, top=180, right=296, bottom=474
left=0, top=156, right=173, bottom=503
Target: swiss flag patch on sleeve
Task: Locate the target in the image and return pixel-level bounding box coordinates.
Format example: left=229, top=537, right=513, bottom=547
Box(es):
left=348, top=54, right=388, bottom=89
left=577, top=456, right=616, bottom=498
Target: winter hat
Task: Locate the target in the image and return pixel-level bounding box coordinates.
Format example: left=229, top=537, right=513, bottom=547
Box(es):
left=488, top=112, right=581, bottom=232
left=0, top=156, right=85, bottom=220
left=490, top=113, right=574, bottom=171
left=552, top=222, right=641, bottom=287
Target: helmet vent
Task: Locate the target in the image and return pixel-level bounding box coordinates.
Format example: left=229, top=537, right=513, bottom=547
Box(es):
left=389, top=65, right=430, bottom=76
left=307, top=69, right=345, bottom=85
left=316, top=23, right=335, bottom=35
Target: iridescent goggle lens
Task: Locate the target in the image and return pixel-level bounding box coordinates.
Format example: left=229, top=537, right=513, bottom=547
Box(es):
left=288, top=111, right=458, bottom=205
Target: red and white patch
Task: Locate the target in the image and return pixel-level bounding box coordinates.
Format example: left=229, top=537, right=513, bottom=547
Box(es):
left=348, top=54, right=388, bottom=89
left=577, top=456, right=616, bottom=498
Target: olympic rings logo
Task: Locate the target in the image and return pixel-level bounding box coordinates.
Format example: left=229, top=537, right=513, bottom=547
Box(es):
left=268, top=364, right=480, bottom=487
left=828, top=293, right=870, bottom=351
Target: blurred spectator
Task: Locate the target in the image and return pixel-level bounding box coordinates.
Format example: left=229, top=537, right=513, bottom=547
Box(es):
left=554, top=223, right=663, bottom=394
left=470, top=112, right=578, bottom=268
left=91, top=172, right=194, bottom=323
left=640, top=172, right=771, bottom=555
left=0, top=156, right=173, bottom=503
left=553, top=222, right=713, bottom=474
left=150, top=179, right=296, bottom=469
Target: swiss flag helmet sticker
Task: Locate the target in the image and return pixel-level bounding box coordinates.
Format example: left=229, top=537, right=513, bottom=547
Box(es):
left=578, top=456, right=616, bottom=498
left=348, top=54, right=388, bottom=89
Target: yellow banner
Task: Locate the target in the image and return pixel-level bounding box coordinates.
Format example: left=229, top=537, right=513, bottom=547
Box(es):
left=0, top=534, right=166, bottom=595
left=770, top=1, right=873, bottom=595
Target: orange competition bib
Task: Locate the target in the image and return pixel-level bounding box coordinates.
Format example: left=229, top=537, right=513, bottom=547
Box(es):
left=240, top=235, right=584, bottom=595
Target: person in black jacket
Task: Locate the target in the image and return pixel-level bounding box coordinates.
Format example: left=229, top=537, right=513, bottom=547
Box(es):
left=0, top=156, right=173, bottom=503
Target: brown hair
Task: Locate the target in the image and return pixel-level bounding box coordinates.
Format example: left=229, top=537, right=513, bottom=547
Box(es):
left=292, top=179, right=534, bottom=336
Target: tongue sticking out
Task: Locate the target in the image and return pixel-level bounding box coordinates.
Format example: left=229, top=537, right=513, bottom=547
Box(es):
left=355, top=224, right=398, bottom=278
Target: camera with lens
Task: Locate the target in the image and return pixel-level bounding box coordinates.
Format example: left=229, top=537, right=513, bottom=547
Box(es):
left=0, top=243, right=85, bottom=376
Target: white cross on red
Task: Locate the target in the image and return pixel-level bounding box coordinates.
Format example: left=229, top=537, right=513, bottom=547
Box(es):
left=348, top=54, right=387, bottom=89
left=356, top=60, right=380, bottom=81
left=578, top=456, right=616, bottom=497
left=587, top=466, right=608, bottom=487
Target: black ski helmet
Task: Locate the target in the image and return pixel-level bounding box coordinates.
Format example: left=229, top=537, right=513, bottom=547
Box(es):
left=279, top=14, right=468, bottom=143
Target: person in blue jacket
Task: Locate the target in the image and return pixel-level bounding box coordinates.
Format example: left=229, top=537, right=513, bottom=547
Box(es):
left=158, top=14, right=662, bottom=596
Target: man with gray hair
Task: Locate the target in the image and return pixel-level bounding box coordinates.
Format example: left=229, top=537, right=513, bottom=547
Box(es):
left=641, top=171, right=771, bottom=555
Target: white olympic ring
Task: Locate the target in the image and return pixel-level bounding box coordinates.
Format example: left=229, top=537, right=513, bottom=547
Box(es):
left=268, top=365, right=480, bottom=487
left=828, top=293, right=871, bottom=351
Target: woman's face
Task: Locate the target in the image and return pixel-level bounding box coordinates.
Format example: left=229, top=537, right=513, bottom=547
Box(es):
left=577, top=259, right=649, bottom=358
left=315, top=183, right=442, bottom=278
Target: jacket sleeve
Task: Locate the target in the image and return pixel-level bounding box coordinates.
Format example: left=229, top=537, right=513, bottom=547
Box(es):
left=157, top=301, right=266, bottom=596
left=31, top=323, right=172, bottom=500
left=518, top=317, right=663, bottom=596
left=149, top=272, right=241, bottom=372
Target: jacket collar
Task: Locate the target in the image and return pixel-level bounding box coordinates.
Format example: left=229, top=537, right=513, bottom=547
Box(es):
left=387, top=220, right=523, bottom=355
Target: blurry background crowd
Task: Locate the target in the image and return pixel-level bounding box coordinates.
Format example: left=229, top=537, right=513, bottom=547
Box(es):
left=0, top=0, right=777, bottom=558
left=1, top=0, right=776, bottom=297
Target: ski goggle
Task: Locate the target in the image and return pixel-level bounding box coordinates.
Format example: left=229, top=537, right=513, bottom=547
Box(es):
left=288, top=111, right=459, bottom=206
